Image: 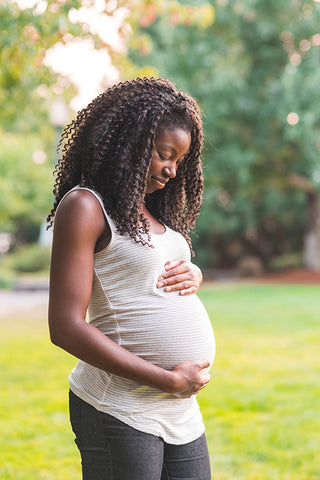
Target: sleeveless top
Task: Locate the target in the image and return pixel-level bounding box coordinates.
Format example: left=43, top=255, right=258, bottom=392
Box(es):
left=64, top=186, right=215, bottom=444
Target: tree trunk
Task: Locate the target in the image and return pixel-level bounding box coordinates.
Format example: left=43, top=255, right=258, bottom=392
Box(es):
left=303, top=192, right=320, bottom=271
left=288, top=174, right=320, bottom=271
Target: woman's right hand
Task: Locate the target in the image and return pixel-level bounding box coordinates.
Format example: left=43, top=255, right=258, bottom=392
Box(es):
left=169, top=359, right=211, bottom=398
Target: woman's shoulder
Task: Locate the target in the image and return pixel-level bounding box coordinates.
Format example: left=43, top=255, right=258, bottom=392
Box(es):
left=54, top=188, right=107, bottom=238
left=58, top=188, right=103, bottom=216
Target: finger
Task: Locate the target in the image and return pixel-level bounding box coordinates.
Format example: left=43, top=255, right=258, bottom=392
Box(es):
left=162, top=273, right=193, bottom=286
left=163, top=264, right=201, bottom=285
left=157, top=277, right=181, bottom=288
left=179, top=286, right=198, bottom=296
left=201, top=375, right=211, bottom=387
left=199, top=382, right=208, bottom=391
left=157, top=274, right=191, bottom=288
left=194, top=383, right=208, bottom=395
left=164, top=260, right=185, bottom=271
left=200, top=374, right=211, bottom=384
left=163, top=280, right=196, bottom=292
left=198, top=359, right=211, bottom=370
left=159, top=266, right=190, bottom=282
left=192, top=264, right=203, bottom=285
left=193, top=380, right=209, bottom=395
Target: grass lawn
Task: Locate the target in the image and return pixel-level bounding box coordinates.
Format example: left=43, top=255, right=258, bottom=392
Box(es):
left=0, top=284, right=319, bottom=479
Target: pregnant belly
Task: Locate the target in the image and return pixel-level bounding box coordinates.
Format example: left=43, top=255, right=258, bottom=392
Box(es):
left=116, top=294, right=215, bottom=371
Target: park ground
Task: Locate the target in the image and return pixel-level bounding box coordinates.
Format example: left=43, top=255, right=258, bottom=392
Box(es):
left=0, top=271, right=319, bottom=480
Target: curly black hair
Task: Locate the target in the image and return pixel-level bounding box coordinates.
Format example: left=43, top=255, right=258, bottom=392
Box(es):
left=47, top=77, right=204, bottom=254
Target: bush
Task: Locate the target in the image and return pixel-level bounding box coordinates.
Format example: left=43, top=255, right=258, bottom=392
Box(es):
left=3, top=244, right=51, bottom=274
left=268, top=252, right=303, bottom=271
left=0, top=276, right=14, bottom=289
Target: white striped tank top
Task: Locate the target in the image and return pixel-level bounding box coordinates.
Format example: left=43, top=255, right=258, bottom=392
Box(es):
left=67, top=186, right=215, bottom=444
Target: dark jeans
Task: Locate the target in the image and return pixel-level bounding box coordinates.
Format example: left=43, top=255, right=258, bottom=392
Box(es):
left=69, top=390, right=211, bottom=480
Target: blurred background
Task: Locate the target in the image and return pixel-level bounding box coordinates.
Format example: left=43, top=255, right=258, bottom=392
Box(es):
left=1, top=2, right=320, bottom=480
left=1, top=0, right=320, bottom=285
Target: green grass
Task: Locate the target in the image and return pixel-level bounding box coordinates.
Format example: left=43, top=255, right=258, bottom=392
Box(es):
left=198, top=284, right=320, bottom=480
left=0, top=284, right=319, bottom=479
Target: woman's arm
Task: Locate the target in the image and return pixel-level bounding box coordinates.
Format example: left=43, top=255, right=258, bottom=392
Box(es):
left=157, top=260, right=203, bottom=295
left=49, top=190, right=210, bottom=397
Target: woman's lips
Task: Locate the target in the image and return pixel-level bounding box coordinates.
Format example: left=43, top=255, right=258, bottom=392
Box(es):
left=152, top=176, right=167, bottom=188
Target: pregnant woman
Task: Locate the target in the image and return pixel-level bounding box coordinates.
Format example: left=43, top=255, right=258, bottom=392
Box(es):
left=48, top=77, right=215, bottom=480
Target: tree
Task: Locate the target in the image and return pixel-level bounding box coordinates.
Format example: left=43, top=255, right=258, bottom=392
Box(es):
left=127, top=0, right=320, bottom=270
left=0, top=1, right=81, bottom=244
left=0, top=130, right=53, bottom=243
left=0, top=0, right=126, bottom=243
left=0, top=0, right=84, bottom=132
left=0, top=0, right=215, bottom=245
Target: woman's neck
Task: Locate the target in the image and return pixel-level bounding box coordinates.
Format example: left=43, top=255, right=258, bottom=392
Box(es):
left=140, top=204, right=166, bottom=234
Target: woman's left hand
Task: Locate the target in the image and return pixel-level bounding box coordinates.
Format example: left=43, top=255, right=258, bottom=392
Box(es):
left=156, top=260, right=203, bottom=296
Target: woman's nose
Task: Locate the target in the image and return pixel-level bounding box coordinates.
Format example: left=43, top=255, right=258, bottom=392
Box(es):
left=163, top=164, right=177, bottom=178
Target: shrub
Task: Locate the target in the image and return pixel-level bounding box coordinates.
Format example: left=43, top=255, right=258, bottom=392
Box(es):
left=5, top=244, right=51, bottom=273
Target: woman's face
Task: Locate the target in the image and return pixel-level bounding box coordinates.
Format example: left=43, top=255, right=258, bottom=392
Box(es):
left=145, top=127, right=191, bottom=195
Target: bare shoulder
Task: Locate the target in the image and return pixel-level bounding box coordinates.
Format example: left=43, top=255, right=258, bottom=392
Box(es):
left=54, top=189, right=106, bottom=241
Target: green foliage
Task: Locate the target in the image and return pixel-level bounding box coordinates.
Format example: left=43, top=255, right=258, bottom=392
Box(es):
left=0, top=284, right=319, bottom=479
left=0, top=276, right=14, bottom=290
left=0, top=1, right=82, bottom=132
left=0, top=130, right=53, bottom=241
left=268, top=252, right=303, bottom=271
left=127, top=0, right=320, bottom=268
left=2, top=244, right=51, bottom=273
left=2, top=0, right=319, bottom=265
left=0, top=1, right=86, bottom=246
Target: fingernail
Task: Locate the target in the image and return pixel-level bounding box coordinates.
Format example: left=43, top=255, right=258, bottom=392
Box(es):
left=165, top=286, right=171, bottom=291
left=157, top=282, right=164, bottom=287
